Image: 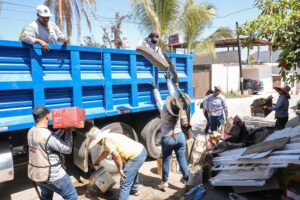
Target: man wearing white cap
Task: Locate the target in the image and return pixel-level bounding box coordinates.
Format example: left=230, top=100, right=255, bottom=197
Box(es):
left=88, top=123, right=147, bottom=200
left=21, top=5, right=68, bottom=51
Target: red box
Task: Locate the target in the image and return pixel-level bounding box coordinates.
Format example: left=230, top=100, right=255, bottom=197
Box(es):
left=51, top=107, right=85, bottom=129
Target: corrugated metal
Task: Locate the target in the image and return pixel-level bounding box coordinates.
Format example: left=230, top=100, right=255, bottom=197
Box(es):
left=0, top=40, right=194, bottom=132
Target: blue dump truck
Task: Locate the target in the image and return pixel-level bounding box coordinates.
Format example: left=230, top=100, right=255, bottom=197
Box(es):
left=0, top=40, right=194, bottom=183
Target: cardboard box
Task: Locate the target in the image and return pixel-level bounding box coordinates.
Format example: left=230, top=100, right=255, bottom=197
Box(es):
left=251, top=105, right=271, bottom=118
left=51, top=107, right=85, bottom=129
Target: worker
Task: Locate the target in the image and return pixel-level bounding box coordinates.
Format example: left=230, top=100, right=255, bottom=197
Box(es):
left=88, top=123, right=147, bottom=200
left=151, top=72, right=189, bottom=191
left=268, top=85, right=291, bottom=130
left=138, top=31, right=163, bottom=57
left=204, top=86, right=228, bottom=132
left=21, top=5, right=68, bottom=51
left=202, top=89, right=214, bottom=134
left=27, top=106, right=78, bottom=200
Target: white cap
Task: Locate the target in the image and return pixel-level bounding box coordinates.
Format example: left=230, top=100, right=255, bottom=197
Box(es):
left=36, top=5, right=52, bottom=17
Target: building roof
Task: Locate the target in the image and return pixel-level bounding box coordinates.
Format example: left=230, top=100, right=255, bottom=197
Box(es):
left=214, top=38, right=272, bottom=48
left=171, top=37, right=272, bottom=49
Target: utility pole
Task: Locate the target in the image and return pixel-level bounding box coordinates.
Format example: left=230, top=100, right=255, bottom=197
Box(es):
left=236, top=22, right=244, bottom=95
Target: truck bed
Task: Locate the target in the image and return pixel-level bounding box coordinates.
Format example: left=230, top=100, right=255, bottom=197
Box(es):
left=0, top=40, right=194, bottom=133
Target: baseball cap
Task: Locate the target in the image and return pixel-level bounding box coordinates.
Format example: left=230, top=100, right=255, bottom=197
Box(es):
left=36, top=5, right=52, bottom=17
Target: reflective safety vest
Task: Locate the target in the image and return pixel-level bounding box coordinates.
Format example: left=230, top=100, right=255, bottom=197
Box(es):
left=27, top=127, right=52, bottom=182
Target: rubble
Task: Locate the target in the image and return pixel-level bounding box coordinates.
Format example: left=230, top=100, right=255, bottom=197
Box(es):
left=210, top=124, right=300, bottom=187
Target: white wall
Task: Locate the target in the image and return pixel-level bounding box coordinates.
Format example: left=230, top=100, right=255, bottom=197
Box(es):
left=258, top=64, right=273, bottom=92
left=211, top=64, right=240, bottom=93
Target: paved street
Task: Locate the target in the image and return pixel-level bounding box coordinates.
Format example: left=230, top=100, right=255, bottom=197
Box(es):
left=1, top=92, right=299, bottom=200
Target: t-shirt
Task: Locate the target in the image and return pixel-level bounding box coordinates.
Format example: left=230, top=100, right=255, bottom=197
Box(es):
left=101, top=133, right=144, bottom=163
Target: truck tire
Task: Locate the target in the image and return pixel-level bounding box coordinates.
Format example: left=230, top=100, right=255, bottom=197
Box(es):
left=91, top=122, right=138, bottom=173
left=141, top=117, right=162, bottom=159
left=100, top=122, right=138, bottom=142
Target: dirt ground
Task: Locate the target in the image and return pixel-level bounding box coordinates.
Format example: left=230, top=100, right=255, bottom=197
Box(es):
left=1, top=92, right=299, bottom=200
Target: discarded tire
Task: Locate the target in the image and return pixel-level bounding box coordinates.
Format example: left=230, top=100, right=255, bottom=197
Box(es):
left=136, top=45, right=169, bottom=71
left=141, top=117, right=162, bottom=159
left=91, top=122, right=138, bottom=173
left=100, top=122, right=138, bottom=142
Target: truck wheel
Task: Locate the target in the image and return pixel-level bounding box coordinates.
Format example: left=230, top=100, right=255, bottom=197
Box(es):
left=247, top=88, right=254, bottom=95
left=141, top=117, right=162, bottom=159
left=90, top=122, right=138, bottom=174
left=100, top=122, right=138, bottom=142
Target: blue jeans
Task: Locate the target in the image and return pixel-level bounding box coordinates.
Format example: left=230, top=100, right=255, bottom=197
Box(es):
left=204, top=111, right=210, bottom=134
left=38, top=174, right=78, bottom=200
left=119, top=148, right=147, bottom=200
left=210, top=115, right=225, bottom=132
left=161, top=132, right=189, bottom=183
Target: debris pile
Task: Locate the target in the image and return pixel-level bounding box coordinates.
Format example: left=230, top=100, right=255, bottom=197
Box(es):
left=210, top=125, right=300, bottom=187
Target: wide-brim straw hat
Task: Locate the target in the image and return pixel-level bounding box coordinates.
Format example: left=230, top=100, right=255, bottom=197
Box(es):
left=88, top=128, right=111, bottom=149
left=214, top=86, right=222, bottom=92
left=166, top=95, right=182, bottom=116
left=274, top=85, right=291, bottom=94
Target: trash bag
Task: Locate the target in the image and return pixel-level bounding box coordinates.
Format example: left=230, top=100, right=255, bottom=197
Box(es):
left=185, top=184, right=206, bottom=200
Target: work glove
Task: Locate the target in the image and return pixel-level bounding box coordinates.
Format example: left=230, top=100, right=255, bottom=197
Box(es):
left=150, top=81, right=157, bottom=89
left=164, top=72, right=172, bottom=80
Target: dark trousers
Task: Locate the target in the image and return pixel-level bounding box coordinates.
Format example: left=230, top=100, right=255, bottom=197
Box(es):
left=275, top=116, right=288, bottom=130
left=204, top=111, right=210, bottom=134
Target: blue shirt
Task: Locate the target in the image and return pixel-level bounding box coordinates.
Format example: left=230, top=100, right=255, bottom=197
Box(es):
left=270, top=95, right=289, bottom=118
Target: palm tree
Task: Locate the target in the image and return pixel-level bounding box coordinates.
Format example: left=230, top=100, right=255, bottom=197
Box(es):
left=131, top=0, right=180, bottom=49
left=131, top=0, right=233, bottom=54
left=44, top=0, right=96, bottom=44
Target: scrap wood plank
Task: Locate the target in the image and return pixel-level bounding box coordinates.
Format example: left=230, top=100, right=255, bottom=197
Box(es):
left=212, top=163, right=288, bottom=171
left=213, top=155, right=300, bottom=165
left=241, top=137, right=289, bottom=156
left=210, top=178, right=266, bottom=186
left=214, top=168, right=275, bottom=180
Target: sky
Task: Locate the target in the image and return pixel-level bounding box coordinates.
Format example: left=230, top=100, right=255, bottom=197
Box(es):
left=0, top=0, right=267, bottom=55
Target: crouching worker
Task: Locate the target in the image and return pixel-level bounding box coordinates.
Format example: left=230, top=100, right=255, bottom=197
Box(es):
left=27, top=106, right=78, bottom=200
left=88, top=124, right=147, bottom=200
left=150, top=73, right=189, bottom=191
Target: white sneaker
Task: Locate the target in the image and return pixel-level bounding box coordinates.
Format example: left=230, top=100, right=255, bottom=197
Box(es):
left=158, top=182, right=169, bottom=191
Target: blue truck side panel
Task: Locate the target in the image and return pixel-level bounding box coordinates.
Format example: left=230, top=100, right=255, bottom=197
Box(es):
left=0, top=40, right=194, bottom=133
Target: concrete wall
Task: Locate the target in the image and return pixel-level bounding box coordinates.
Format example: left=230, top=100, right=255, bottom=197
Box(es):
left=242, top=64, right=273, bottom=92
left=211, top=64, right=240, bottom=93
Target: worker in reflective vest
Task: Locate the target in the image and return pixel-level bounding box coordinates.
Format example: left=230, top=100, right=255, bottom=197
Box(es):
left=27, top=106, right=78, bottom=200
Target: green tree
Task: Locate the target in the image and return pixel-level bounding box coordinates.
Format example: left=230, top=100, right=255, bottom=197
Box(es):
left=44, top=0, right=96, bottom=44
left=131, top=0, right=233, bottom=53
left=240, top=0, right=300, bottom=81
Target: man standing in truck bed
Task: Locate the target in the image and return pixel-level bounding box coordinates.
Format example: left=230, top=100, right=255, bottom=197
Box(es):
left=27, top=106, right=78, bottom=200
left=21, top=5, right=68, bottom=51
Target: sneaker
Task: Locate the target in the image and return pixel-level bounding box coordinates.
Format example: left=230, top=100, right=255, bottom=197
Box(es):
left=130, top=186, right=142, bottom=196
left=130, top=190, right=140, bottom=196
left=180, top=177, right=188, bottom=185
left=158, top=182, right=169, bottom=191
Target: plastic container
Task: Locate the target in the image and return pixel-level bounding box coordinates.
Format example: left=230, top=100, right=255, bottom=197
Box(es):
left=89, top=167, right=116, bottom=193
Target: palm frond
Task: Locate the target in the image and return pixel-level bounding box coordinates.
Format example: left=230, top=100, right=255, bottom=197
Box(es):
left=194, top=39, right=216, bottom=56
left=180, top=1, right=215, bottom=51
left=194, top=27, right=234, bottom=56
left=207, top=27, right=234, bottom=40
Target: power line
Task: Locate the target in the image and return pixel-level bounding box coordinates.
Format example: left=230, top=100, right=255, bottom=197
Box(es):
left=214, top=7, right=255, bottom=19
left=0, top=1, right=35, bottom=8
